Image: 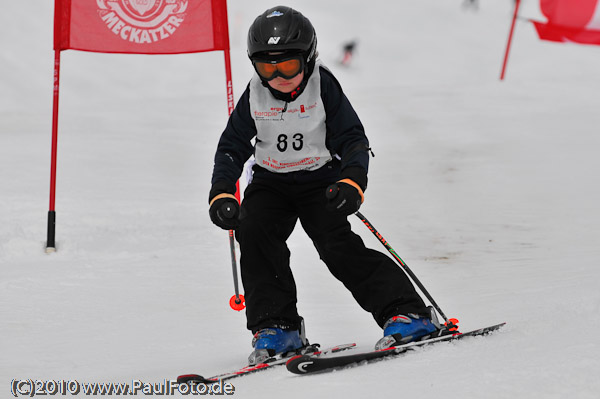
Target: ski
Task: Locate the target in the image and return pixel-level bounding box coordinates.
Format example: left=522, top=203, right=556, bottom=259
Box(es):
left=177, top=342, right=356, bottom=384
left=286, top=322, right=506, bottom=375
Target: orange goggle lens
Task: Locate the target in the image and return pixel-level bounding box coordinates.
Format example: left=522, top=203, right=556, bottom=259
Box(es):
left=254, top=58, right=303, bottom=80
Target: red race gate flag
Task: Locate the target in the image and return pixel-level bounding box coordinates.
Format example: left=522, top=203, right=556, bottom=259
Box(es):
left=47, top=0, right=235, bottom=253
left=55, top=0, right=229, bottom=53
left=532, top=0, right=600, bottom=45
left=501, top=0, right=600, bottom=79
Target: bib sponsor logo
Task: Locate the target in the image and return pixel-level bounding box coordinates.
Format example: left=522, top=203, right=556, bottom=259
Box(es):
left=254, top=107, right=284, bottom=121
left=97, top=0, right=188, bottom=44
left=262, top=156, right=323, bottom=171
left=254, top=102, right=318, bottom=121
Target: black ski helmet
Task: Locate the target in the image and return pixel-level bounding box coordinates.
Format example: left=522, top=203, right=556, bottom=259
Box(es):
left=247, top=6, right=317, bottom=63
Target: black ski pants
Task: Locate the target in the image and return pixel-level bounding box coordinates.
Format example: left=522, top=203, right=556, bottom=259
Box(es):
left=236, top=178, right=429, bottom=333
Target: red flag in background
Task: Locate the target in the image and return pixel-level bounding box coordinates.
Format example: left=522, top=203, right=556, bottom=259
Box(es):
left=46, top=1, right=234, bottom=252
left=532, top=0, right=600, bottom=44
left=54, top=0, right=230, bottom=54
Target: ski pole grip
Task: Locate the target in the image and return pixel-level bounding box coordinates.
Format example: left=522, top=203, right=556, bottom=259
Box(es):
left=326, top=184, right=339, bottom=199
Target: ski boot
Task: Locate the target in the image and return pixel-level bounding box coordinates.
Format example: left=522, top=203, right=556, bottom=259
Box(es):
left=248, top=320, right=309, bottom=365
left=375, top=306, right=443, bottom=350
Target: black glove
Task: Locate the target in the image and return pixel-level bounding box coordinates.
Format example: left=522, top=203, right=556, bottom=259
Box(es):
left=209, top=182, right=240, bottom=230
left=325, top=179, right=364, bottom=215
left=209, top=196, right=240, bottom=230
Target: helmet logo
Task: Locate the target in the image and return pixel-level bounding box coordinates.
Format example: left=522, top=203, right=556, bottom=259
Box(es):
left=266, top=11, right=284, bottom=18
left=268, top=37, right=281, bottom=45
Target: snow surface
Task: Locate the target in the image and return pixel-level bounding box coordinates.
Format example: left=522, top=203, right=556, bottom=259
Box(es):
left=2, top=1, right=600, bottom=398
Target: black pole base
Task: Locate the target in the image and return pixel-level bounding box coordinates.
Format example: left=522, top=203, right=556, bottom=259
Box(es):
left=46, top=211, right=56, bottom=253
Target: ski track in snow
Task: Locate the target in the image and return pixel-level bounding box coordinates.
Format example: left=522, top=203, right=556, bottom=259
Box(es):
left=2, top=1, right=600, bottom=398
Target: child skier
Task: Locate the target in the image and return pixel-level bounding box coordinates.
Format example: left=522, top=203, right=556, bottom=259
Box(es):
left=209, top=6, right=441, bottom=365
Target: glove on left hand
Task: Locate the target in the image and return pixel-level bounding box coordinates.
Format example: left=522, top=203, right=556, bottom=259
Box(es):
left=325, top=179, right=364, bottom=215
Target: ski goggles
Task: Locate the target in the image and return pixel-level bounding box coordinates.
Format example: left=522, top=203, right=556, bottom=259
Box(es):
left=252, top=56, right=305, bottom=81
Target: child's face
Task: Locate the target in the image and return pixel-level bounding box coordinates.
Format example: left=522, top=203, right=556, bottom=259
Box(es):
left=267, top=71, right=305, bottom=94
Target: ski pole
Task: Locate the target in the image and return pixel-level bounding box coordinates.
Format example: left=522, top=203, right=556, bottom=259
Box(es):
left=228, top=229, right=245, bottom=311
left=221, top=54, right=244, bottom=312
left=221, top=202, right=245, bottom=312
left=353, top=210, right=454, bottom=326
left=324, top=183, right=453, bottom=324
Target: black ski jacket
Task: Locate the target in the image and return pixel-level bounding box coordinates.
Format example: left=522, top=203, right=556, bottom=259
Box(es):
left=210, top=64, right=370, bottom=197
